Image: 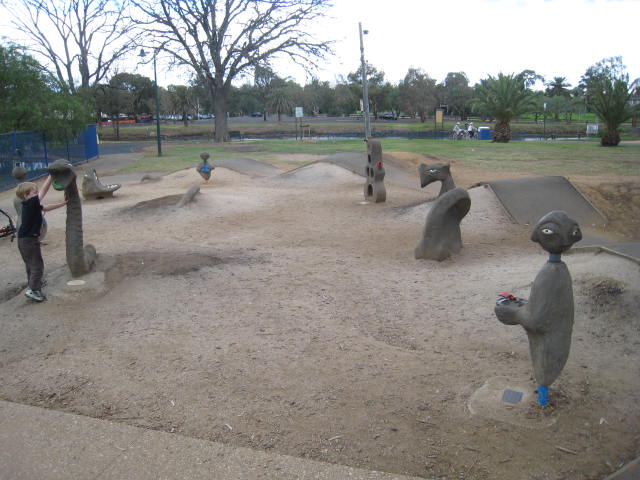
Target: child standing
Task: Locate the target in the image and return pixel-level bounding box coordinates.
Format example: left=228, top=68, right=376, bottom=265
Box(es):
left=16, top=175, right=66, bottom=301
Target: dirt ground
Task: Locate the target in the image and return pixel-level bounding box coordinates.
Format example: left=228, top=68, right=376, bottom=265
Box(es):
left=0, top=151, right=639, bottom=480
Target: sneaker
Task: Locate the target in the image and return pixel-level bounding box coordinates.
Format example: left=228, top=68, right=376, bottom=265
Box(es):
left=25, top=289, right=46, bottom=302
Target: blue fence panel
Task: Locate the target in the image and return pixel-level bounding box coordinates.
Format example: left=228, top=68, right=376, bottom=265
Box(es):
left=0, top=126, right=98, bottom=191
left=0, top=131, right=48, bottom=190
left=84, top=124, right=99, bottom=160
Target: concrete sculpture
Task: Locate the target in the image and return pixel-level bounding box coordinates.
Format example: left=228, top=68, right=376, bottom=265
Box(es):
left=82, top=169, right=121, bottom=199
left=12, top=165, right=27, bottom=182
left=414, top=187, right=471, bottom=261
left=494, top=210, right=582, bottom=406
left=197, top=152, right=214, bottom=184
left=47, top=159, right=96, bottom=277
left=140, top=174, right=162, bottom=183
left=364, top=139, right=386, bottom=203
left=418, top=163, right=455, bottom=198
left=177, top=185, right=200, bottom=208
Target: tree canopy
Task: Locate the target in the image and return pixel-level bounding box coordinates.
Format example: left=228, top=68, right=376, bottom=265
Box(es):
left=472, top=73, right=536, bottom=142
left=130, top=0, right=333, bottom=141
left=0, top=44, right=91, bottom=140
left=7, top=0, right=136, bottom=93
left=581, top=57, right=638, bottom=146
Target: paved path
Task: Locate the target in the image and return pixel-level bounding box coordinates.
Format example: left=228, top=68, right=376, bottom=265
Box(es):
left=0, top=400, right=420, bottom=480
left=485, top=176, right=640, bottom=261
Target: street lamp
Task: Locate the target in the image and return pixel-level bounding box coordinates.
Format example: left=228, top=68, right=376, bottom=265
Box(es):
left=358, top=22, right=371, bottom=139
left=543, top=102, right=547, bottom=141
left=139, top=48, right=162, bottom=157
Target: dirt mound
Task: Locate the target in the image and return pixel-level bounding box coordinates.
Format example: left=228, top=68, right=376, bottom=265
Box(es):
left=271, top=162, right=362, bottom=187
left=1, top=151, right=639, bottom=480
left=576, top=181, right=640, bottom=240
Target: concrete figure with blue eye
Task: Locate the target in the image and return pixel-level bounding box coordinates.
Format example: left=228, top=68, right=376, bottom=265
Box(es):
left=494, top=210, right=582, bottom=406
left=197, top=152, right=214, bottom=184
left=418, top=163, right=455, bottom=198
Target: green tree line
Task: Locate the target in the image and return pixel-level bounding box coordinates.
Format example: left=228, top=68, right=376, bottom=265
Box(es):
left=1, top=0, right=638, bottom=145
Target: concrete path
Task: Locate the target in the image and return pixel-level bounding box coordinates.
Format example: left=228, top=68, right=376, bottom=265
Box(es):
left=486, top=176, right=607, bottom=228
left=0, top=400, right=420, bottom=480
left=319, top=152, right=418, bottom=188
left=211, top=157, right=282, bottom=177
left=485, top=176, right=640, bottom=261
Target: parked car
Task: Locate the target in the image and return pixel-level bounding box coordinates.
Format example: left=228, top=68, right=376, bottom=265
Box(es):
left=380, top=112, right=397, bottom=120
left=251, top=112, right=263, bottom=117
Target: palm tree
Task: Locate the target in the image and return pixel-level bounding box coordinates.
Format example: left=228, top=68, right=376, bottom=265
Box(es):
left=472, top=73, right=536, bottom=142
left=587, top=76, right=637, bottom=146
left=267, top=87, right=293, bottom=122
left=545, top=77, right=571, bottom=97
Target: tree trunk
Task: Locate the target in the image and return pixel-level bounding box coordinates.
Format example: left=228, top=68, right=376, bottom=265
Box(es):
left=600, top=129, right=620, bottom=146
left=213, top=93, right=229, bottom=142
left=493, top=122, right=511, bottom=143
left=111, top=117, right=120, bottom=141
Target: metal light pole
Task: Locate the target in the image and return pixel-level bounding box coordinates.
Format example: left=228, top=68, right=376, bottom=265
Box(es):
left=139, top=48, right=162, bottom=156
left=358, top=22, right=371, bottom=139
left=543, top=102, right=547, bottom=141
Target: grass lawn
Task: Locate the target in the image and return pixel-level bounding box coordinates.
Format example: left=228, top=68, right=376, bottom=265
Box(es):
left=122, top=139, right=640, bottom=178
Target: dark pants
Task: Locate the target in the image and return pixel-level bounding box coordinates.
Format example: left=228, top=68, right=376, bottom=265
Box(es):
left=18, top=236, right=44, bottom=290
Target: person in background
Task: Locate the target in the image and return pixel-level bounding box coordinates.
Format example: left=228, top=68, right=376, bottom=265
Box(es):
left=467, top=122, right=477, bottom=139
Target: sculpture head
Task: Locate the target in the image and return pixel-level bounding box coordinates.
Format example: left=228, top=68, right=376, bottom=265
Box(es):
left=200, top=152, right=210, bottom=161
left=531, top=210, right=582, bottom=254
left=419, top=163, right=451, bottom=188
left=47, top=159, right=76, bottom=191
left=12, top=165, right=27, bottom=182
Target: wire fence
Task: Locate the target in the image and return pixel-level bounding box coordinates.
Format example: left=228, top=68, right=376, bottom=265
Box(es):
left=0, top=125, right=98, bottom=191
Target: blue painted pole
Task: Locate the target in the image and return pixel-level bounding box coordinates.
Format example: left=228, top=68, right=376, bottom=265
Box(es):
left=538, top=385, right=548, bottom=406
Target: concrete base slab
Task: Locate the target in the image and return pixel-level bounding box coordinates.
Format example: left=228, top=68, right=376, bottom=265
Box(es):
left=468, top=376, right=557, bottom=429
left=45, top=268, right=107, bottom=300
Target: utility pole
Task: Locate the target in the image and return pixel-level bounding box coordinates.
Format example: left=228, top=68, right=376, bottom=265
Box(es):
left=139, top=48, right=163, bottom=157
left=359, top=22, right=371, bottom=139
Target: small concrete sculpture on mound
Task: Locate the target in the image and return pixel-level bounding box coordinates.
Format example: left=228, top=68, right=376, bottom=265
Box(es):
left=47, top=159, right=97, bottom=277
left=197, top=152, right=214, bottom=184
left=494, top=210, right=582, bottom=406
left=419, top=163, right=455, bottom=198
left=414, top=187, right=471, bottom=261
left=140, top=174, right=162, bottom=183
left=82, top=168, right=121, bottom=199
left=363, top=139, right=386, bottom=203
left=177, top=184, right=200, bottom=208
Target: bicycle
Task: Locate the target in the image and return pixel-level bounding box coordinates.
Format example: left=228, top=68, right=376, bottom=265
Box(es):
left=449, top=129, right=469, bottom=140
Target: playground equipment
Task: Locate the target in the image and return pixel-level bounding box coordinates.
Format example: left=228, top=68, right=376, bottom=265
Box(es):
left=363, top=139, right=386, bottom=203
left=494, top=210, right=582, bottom=406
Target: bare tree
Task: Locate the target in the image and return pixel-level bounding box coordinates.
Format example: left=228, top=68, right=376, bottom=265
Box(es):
left=5, top=0, right=136, bottom=93
left=130, top=0, right=333, bottom=142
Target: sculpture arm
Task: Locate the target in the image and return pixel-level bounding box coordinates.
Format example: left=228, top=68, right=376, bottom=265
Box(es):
left=494, top=300, right=530, bottom=326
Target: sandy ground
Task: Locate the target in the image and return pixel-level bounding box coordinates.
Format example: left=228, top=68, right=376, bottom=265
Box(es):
left=0, top=152, right=639, bottom=480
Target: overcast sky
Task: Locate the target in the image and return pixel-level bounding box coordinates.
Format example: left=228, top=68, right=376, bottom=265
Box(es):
left=2, top=0, right=638, bottom=90
left=287, top=0, right=640, bottom=89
